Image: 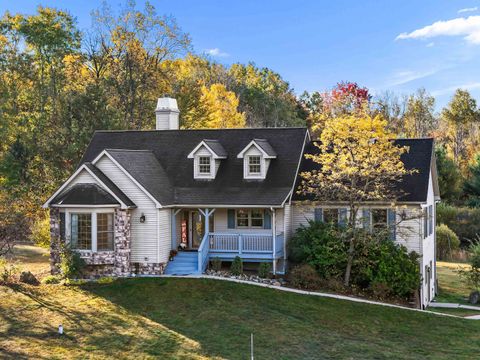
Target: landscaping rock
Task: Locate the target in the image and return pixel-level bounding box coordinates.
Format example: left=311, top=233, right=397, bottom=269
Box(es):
left=19, top=271, right=40, bottom=286
left=205, top=269, right=281, bottom=286
left=469, top=291, right=480, bottom=304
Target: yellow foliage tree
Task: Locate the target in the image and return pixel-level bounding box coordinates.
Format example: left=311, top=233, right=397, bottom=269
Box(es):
left=299, top=113, right=415, bottom=285
left=194, top=83, right=246, bottom=129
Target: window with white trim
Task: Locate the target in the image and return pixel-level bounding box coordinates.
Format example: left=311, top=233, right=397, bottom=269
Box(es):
left=70, top=212, right=115, bottom=252
left=71, top=213, right=92, bottom=250
left=248, top=155, right=261, bottom=175
left=372, top=209, right=388, bottom=230
left=236, top=209, right=264, bottom=228
left=198, top=156, right=211, bottom=174
left=97, top=213, right=114, bottom=251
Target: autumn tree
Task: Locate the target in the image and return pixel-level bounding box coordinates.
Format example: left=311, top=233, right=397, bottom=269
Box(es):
left=193, top=84, right=246, bottom=129
left=403, top=88, right=436, bottom=138
left=440, top=89, right=480, bottom=169
left=304, top=82, right=371, bottom=138
left=299, top=113, right=414, bottom=285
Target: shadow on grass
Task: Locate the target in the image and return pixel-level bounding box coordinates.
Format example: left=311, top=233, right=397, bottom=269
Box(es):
left=1, top=282, right=200, bottom=359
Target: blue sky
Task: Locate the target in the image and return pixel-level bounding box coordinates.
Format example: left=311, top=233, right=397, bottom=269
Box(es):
left=2, top=0, right=480, bottom=109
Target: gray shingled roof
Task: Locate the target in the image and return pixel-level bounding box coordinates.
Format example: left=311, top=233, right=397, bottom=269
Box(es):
left=52, top=184, right=119, bottom=206
left=80, top=128, right=308, bottom=206
left=253, top=139, right=277, bottom=157
left=203, top=140, right=227, bottom=158
left=292, top=138, right=435, bottom=203
left=84, top=163, right=136, bottom=208
left=105, top=149, right=174, bottom=205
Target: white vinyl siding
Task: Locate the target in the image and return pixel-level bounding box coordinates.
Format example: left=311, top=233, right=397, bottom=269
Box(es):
left=157, top=209, right=171, bottom=263
left=66, top=169, right=97, bottom=190
left=96, top=155, right=159, bottom=263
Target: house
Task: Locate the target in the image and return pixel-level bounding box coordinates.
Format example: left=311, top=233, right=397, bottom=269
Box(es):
left=43, top=97, right=439, bottom=308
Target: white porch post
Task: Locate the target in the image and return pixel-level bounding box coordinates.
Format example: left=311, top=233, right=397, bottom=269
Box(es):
left=272, top=208, right=276, bottom=274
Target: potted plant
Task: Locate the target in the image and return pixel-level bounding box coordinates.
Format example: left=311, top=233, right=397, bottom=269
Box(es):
left=169, top=250, right=178, bottom=261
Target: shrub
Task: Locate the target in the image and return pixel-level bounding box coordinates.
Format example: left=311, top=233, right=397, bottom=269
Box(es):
left=289, top=220, right=347, bottom=279
left=31, top=216, right=50, bottom=248
left=289, top=264, right=321, bottom=290
left=437, top=204, right=480, bottom=246
left=230, top=256, right=243, bottom=275
left=366, top=241, right=421, bottom=299
left=60, top=244, right=85, bottom=279
left=459, top=239, right=480, bottom=291
left=97, top=276, right=115, bottom=284
left=19, top=271, right=39, bottom=286
left=0, top=258, right=18, bottom=283
left=211, top=257, right=222, bottom=271
left=258, top=262, right=271, bottom=278
left=436, top=224, right=460, bottom=260
left=42, top=275, right=62, bottom=284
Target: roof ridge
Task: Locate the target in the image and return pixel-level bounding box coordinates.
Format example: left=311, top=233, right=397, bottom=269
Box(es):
left=105, top=148, right=153, bottom=153
left=94, top=127, right=308, bottom=134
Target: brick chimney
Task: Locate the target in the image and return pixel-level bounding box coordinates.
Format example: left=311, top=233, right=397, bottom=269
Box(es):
left=155, top=97, right=179, bottom=130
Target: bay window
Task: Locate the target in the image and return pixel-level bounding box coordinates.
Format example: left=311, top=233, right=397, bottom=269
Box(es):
left=71, top=213, right=92, bottom=250
left=97, top=213, right=114, bottom=251
left=69, top=211, right=115, bottom=251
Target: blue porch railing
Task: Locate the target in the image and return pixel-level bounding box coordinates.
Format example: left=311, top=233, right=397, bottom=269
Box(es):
left=197, top=232, right=210, bottom=273
left=197, top=232, right=285, bottom=273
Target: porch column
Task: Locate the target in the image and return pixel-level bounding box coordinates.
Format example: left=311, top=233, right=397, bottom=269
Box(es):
left=171, top=209, right=181, bottom=250
left=272, top=208, right=276, bottom=274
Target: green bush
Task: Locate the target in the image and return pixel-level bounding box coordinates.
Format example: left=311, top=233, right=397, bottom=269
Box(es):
left=436, top=224, right=460, bottom=260
left=211, top=257, right=222, bottom=271
left=437, top=204, right=480, bottom=246
left=230, top=256, right=243, bottom=276
left=289, top=264, right=321, bottom=290
left=289, top=221, right=421, bottom=299
left=367, top=242, right=421, bottom=299
left=60, top=244, right=85, bottom=279
left=41, top=275, right=62, bottom=284
left=31, top=216, right=50, bottom=248
left=288, top=220, right=347, bottom=279
left=258, top=262, right=271, bottom=278
left=459, top=240, right=480, bottom=291
left=0, top=258, right=18, bottom=283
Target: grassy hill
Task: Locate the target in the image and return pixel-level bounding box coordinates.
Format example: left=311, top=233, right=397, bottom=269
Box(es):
left=1, top=247, right=480, bottom=359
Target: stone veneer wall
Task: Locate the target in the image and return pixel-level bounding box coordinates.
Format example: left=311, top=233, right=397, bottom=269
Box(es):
left=50, top=208, right=166, bottom=278
left=50, top=208, right=62, bottom=275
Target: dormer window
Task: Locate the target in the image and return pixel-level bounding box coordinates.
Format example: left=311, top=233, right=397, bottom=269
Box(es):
left=247, top=155, right=261, bottom=175
left=237, top=139, right=276, bottom=180
left=188, top=140, right=227, bottom=180
left=198, top=156, right=211, bottom=175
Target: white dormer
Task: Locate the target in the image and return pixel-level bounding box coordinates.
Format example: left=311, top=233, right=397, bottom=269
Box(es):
left=188, top=140, right=227, bottom=180
left=237, top=139, right=277, bottom=180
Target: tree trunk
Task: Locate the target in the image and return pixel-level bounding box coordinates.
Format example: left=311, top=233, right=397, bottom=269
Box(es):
left=344, top=206, right=357, bottom=287
left=344, top=238, right=355, bottom=286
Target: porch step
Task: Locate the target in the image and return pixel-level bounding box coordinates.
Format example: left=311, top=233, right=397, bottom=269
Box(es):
left=164, top=251, right=200, bottom=275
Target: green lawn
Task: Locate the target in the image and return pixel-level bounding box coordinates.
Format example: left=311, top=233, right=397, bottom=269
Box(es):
left=1, top=247, right=480, bottom=359
left=435, top=261, right=479, bottom=306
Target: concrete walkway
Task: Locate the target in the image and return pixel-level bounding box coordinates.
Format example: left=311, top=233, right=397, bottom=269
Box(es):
left=428, top=302, right=480, bottom=319
left=159, top=274, right=480, bottom=320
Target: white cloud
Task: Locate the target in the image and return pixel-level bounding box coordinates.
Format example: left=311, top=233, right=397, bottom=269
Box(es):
left=389, top=69, right=439, bottom=86
left=396, top=15, right=480, bottom=44
left=458, top=7, right=478, bottom=14
left=431, top=82, right=480, bottom=96
left=426, top=42, right=435, bottom=47
left=204, top=48, right=229, bottom=57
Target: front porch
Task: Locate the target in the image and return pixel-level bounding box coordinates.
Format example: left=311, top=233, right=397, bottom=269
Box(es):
left=167, top=207, right=286, bottom=275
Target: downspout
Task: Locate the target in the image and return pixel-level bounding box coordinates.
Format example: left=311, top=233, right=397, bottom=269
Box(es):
left=271, top=207, right=276, bottom=274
